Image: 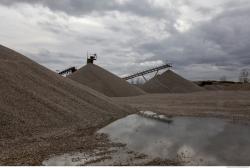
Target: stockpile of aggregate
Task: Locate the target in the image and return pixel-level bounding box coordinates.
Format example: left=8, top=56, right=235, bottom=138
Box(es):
left=68, top=64, right=146, bottom=97
left=0, top=45, right=130, bottom=139
left=141, top=70, right=204, bottom=93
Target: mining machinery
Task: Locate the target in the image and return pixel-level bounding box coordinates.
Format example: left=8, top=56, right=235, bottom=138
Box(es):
left=87, top=52, right=97, bottom=64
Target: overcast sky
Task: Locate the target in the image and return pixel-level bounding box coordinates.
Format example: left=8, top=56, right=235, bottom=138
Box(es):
left=0, top=0, right=250, bottom=81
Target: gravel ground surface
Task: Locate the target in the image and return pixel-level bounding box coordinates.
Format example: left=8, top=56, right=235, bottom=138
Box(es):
left=113, top=91, right=250, bottom=122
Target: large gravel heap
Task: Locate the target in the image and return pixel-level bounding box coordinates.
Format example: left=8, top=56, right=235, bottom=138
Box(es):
left=0, top=45, right=130, bottom=139
left=142, top=70, right=204, bottom=93
left=68, top=64, right=145, bottom=97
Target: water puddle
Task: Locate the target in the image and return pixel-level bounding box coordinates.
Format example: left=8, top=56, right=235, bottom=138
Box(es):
left=98, top=111, right=250, bottom=165
left=43, top=111, right=250, bottom=166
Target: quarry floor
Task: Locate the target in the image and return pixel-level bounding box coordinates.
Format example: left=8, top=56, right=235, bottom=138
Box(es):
left=113, top=91, right=250, bottom=122
left=1, top=90, right=250, bottom=165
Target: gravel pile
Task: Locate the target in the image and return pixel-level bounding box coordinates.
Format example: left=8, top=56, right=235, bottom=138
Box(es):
left=68, top=64, right=145, bottom=97
left=142, top=70, right=204, bottom=93
left=0, top=45, right=131, bottom=139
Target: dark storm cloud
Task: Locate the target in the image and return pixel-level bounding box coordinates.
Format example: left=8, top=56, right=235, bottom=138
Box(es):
left=136, top=3, right=250, bottom=73
left=0, top=0, right=113, bottom=15
left=0, top=0, right=173, bottom=18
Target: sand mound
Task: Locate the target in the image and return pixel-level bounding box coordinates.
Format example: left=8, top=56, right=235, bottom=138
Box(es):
left=141, top=70, right=204, bottom=93
left=68, top=64, right=145, bottom=97
left=0, top=45, right=130, bottom=139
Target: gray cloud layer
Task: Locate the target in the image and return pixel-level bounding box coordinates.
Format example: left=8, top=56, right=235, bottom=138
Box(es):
left=0, top=0, right=250, bottom=81
left=0, top=0, right=175, bottom=18
left=139, top=4, right=250, bottom=69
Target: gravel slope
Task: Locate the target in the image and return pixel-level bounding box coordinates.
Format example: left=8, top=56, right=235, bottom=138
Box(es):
left=142, top=70, right=204, bottom=93
left=68, top=63, right=146, bottom=97
left=0, top=45, right=132, bottom=139
left=0, top=45, right=134, bottom=165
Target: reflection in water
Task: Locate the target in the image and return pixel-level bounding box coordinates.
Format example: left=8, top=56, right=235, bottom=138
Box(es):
left=98, top=114, right=250, bottom=165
